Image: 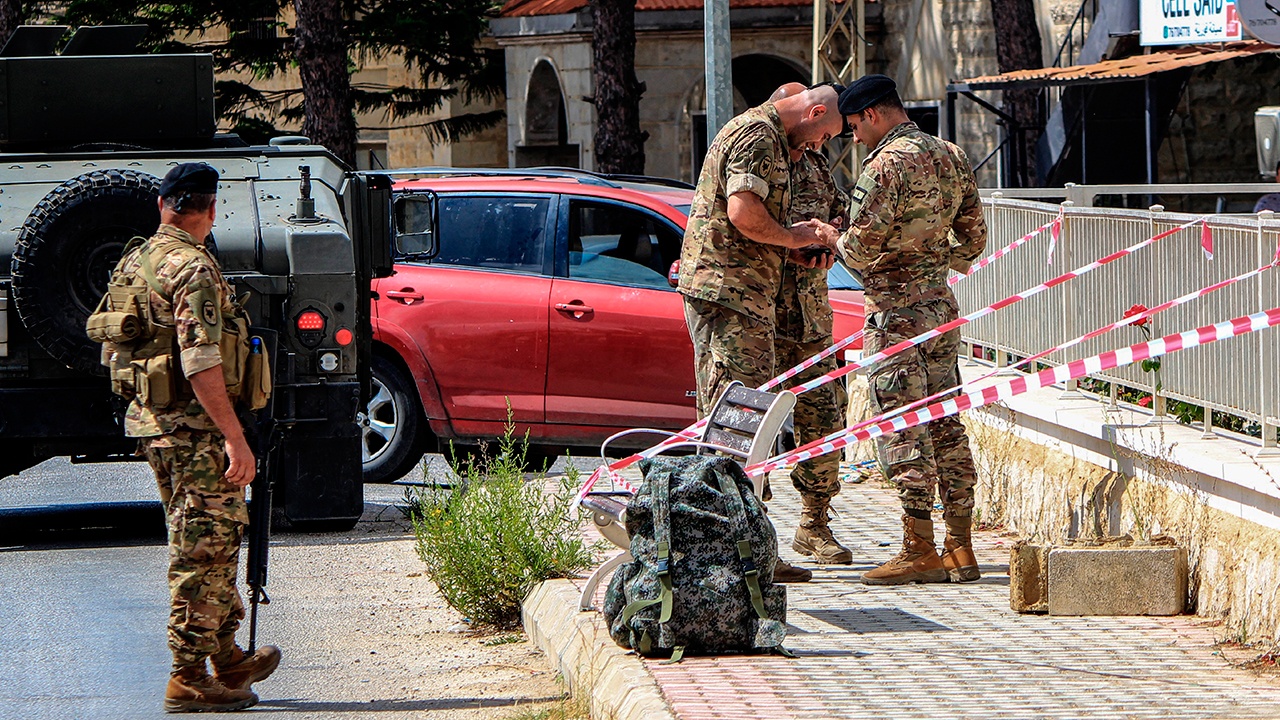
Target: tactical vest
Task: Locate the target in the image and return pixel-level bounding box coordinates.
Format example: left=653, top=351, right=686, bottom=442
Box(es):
left=86, top=236, right=271, bottom=411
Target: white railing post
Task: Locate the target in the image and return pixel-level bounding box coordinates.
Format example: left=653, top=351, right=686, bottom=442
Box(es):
left=1145, top=204, right=1173, bottom=426
left=1259, top=210, right=1278, bottom=455
left=1059, top=201, right=1082, bottom=398
left=990, top=194, right=1009, bottom=371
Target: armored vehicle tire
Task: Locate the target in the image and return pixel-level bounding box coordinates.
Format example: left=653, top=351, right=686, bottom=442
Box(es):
left=362, top=354, right=427, bottom=483
left=10, top=169, right=162, bottom=375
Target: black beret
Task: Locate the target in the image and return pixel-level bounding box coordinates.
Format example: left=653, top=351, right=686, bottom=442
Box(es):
left=158, top=162, right=219, bottom=198
left=838, top=74, right=898, bottom=115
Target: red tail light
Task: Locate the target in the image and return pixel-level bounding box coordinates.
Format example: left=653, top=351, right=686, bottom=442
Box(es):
left=335, top=327, right=353, bottom=346
left=296, top=310, right=325, bottom=332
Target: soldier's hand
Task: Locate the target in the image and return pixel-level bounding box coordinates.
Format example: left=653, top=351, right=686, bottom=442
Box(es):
left=225, top=436, right=257, bottom=488
left=788, top=247, right=836, bottom=269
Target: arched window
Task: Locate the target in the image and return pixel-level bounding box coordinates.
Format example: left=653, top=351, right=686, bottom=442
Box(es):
left=517, top=60, right=580, bottom=167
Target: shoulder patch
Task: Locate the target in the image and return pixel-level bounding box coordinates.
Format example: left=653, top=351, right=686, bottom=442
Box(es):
left=201, top=300, right=218, bottom=326
left=848, top=172, right=878, bottom=219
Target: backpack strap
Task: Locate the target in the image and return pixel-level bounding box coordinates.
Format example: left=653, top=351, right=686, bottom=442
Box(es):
left=622, top=463, right=675, bottom=626
left=712, top=461, right=771, bottom=622
left=138, top=237, right=196, bottom=301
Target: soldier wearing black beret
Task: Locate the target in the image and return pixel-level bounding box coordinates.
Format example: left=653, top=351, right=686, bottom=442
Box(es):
left=92, top=158, right=283, bottom=710
left=814, top=74, right=990, bottom=587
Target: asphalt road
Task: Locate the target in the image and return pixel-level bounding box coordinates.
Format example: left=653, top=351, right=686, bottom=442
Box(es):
left=0, top=454, right=589, bottom=720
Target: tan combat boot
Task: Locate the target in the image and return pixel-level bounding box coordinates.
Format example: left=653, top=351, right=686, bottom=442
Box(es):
left=941, top=515, right=981, bottom=582
left=164, top=666, right=258, bottom=713
left=792, top=497, right=853, bottom=564
left=861, top=514, right=948, bottom=585
left=212, top=644, right=282, bottom=692
left=771, top=558, right=813, bottom=583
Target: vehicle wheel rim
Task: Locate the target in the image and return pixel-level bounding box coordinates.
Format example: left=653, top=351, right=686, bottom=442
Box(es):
left=360, top=375, right=399, bottom=465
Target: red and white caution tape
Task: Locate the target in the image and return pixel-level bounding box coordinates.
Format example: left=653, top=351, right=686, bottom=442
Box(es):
left=746, top=306, right=1280, bottom=477
left=788, top=217, right=1205, bottom=395
left=838, top=244, right=1280, bottom=439
left=950, top=218, right=1056, bottom=286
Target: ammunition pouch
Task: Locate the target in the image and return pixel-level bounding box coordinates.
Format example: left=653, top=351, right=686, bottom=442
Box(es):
left=103, top=331, right=181, bottom=407
left=86, top=284, right=149, bottom=344
left=242, top=334, right=273, bottom=412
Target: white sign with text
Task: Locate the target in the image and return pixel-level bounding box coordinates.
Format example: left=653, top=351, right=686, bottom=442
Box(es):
left=1140, top=0, right=1244, bottom=45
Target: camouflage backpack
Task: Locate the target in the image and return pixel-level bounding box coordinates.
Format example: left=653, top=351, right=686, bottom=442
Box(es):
left=602, top=455, right=787, bottom=661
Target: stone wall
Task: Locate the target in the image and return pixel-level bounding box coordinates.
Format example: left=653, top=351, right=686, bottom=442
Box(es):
left=1159, top=53, right=1280, bottom=186
left=965, top=407, right=1280, bottom=647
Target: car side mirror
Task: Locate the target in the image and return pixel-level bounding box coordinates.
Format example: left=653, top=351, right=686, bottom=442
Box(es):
left=393, top=192, right=438, bottom=260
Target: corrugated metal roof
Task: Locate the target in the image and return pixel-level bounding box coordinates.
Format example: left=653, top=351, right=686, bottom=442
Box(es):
left=953, top=40, right=1280, bottom=90
left=501, top=0, right=812, bottom=18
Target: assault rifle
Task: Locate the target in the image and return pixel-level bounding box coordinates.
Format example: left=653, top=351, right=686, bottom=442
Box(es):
left=245, top=329, right=287, bottom=654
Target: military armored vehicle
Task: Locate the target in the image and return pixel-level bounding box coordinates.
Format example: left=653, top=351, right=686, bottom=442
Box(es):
left=0, top=26, right=418, bottom=529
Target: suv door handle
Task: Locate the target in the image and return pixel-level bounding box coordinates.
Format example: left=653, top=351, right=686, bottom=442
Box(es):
left=386, top=289, right=425, bottom=304
left=554, top=301, right=594, bottom=318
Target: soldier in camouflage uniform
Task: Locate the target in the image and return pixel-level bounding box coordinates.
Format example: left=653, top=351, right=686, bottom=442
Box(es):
left=767, top=81, right=854, bottom=566
left=823, top=76, right=988, bottom=585
left=679, top=84, right=846, bottom=582
left=107, top=164, right=281, bottom=711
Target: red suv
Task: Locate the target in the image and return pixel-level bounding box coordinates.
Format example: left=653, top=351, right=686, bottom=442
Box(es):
left=363, top=169, right=864, bottom=483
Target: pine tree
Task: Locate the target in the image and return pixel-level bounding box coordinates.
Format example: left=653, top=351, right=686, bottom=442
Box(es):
left=49, top=0, right=504, bottom=165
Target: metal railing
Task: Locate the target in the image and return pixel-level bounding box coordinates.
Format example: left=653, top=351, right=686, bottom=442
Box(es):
left=956, top=197, right=1280, bottom=450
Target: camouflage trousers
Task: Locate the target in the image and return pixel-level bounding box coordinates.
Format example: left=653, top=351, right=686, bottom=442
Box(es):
left=863, top=298, right=978, bottom=519
left=142, top=429, right=249, bottom=672
left=684, top=297, right=845, bottom=501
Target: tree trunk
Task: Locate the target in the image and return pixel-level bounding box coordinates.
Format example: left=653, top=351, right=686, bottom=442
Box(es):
left=294, top=0, right=357, bottom=166
left=0, top=0, right=24, bottom=50
left=590, top=0, right=646, bottom=174
left=990, top=0, right=1044, bottom=186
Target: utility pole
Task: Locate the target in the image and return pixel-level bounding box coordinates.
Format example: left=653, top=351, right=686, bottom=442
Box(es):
left=704, top=0, right=733, bottom=141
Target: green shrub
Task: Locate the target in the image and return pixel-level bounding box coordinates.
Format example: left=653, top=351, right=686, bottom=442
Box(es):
left=409, top=426, right=599, bottom=628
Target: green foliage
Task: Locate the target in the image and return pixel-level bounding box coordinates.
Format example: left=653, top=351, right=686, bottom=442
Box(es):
left=51, top=0, right=505, bottom=141
left=409, top=425, right=598, bottom=628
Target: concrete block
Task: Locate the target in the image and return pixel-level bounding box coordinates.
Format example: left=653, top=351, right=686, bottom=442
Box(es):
left=1047, top=546, right=1188, bottom=616
left=1009, top=543, right=1050, bottom=613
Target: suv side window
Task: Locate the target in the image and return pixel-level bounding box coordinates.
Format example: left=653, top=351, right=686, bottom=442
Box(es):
left=566, top=200, right=682, bottom=289
left=428, top=195, right=551, bottom=273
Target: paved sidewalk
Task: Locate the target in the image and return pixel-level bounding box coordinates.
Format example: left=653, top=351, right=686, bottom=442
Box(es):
left=574, top=468, right=1280, bottom=720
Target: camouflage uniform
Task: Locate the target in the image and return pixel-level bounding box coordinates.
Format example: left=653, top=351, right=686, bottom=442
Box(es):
left=117, top=224, right=249, bottom=672
left=775, top=149, right=848, bottom=501
left=679, top=102, right=792, bottom=500
left=836, top=122, right=987, bottom=520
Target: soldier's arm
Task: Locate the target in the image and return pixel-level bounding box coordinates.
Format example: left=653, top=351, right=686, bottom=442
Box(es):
left=950, top=147, right=988, bottom=267
left=835, top=160, right=900, bottom=270
left=723, top=128, right=830, bottom=250
left=171, top=263, right=255, bottom=487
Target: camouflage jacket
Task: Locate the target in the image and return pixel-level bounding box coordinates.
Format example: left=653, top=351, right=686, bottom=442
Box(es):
left=120, top=224, right=234, bottom=439
left=836, top=122, right=987, bottom=315
left=678, top=103, right=792, bottom=323
left=777, top=149, right=848, bottom=343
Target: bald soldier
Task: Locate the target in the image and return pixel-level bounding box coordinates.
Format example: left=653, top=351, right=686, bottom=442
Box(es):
left=767, top=82, right=853, bottom=567
left=817, top=75, right=987, bottom=586
left=679, top=84, right=845, bottom=583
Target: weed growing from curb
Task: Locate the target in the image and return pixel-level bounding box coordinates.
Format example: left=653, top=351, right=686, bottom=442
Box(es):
left=408, top=421, right=599, bottom=628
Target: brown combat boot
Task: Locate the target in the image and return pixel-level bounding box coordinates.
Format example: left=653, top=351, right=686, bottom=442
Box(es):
left=861, top=514, right=948, bottom=585
left=771, top=558, right=813, bottom=583
left=792, top=497, right=853, bottom=564
left=164, top=666, right=258, bottom=713
left=212, top=644, right=282, bottom=692
left=941, top=515, right=981, bottom=583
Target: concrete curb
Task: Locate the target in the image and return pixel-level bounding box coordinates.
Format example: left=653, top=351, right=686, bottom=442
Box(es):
left=523, top=579, right=675, bottom=720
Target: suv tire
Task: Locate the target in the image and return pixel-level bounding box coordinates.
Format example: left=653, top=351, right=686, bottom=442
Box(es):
left=362, top=354, right=427, bottom=483
left=10, top=169, right=162, bottom=375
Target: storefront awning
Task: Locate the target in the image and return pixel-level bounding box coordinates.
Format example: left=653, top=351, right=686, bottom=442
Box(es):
left=950, top=40, right=1279, bottom=92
